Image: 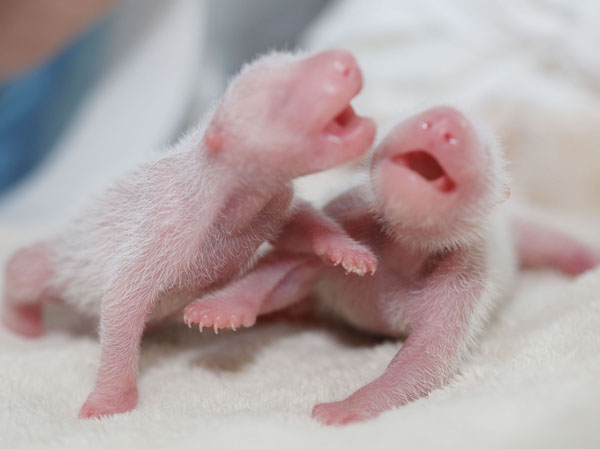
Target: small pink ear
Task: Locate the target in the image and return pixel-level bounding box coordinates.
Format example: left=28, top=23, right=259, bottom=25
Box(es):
left=204, top=128, right=224, bottom=151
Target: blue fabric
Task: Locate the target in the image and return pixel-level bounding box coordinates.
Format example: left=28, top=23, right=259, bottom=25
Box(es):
left=0, top=20, right=109, bottom=195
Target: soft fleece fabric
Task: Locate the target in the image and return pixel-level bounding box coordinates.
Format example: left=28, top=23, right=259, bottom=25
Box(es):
left=1, top=232, right=599, bottom=448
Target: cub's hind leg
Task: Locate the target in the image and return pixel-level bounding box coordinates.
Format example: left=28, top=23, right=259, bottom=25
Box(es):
left=3, top=243, right=56, bottom=337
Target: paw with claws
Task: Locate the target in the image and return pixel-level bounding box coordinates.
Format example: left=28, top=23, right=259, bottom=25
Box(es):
left=314, top=237, right=377, bottom=276
left=183, top=296, right=259, bottom=333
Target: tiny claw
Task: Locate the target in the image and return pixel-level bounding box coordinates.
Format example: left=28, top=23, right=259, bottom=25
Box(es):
left=230, top=322, right=237, bottom=331
left=199, top=321, right=204, bottom=333
left=214, top=324, right=218, bottom=334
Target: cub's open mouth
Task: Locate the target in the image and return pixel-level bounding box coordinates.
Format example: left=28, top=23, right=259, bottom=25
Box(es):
left=323, top=104, right=366, bottom=139
left=392, top=150, right=456, bottom=193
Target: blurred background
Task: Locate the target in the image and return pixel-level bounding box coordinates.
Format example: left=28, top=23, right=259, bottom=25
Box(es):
left=1, top=0, right=599, bottom=231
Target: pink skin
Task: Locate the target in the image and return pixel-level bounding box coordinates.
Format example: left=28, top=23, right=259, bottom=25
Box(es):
left=194, top=106, right=599, bottom=425
left=2, top=244, right=54, bottom=338
left=512, top=217, right=600, bottom=276
left=2, top=49, right=377, bottom=419
left=184, top=251, right=323, bottom=332
left=183, top=201, right=378, bottom=331
left=309, top=109, right=600, bottom=425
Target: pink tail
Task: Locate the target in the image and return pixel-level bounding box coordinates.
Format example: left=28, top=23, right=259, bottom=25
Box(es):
left=512, top=217, right=600, bottom=276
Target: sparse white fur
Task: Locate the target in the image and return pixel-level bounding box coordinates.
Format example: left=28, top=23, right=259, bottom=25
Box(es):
left=304, top=106, right=522, bottom=424
left=3, top=48, right=377, bottom=419
left=371, top=106, right=511, bottom=253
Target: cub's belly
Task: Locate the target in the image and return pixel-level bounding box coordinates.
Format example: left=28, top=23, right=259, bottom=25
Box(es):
left=316, top=268, right=412, bottom=338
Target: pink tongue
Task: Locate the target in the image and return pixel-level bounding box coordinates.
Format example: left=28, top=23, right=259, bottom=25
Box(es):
left=324, top=105, right=356, bottom=136
left=404, top=151, right=444, bottom=180
left=335, top=105, right=356, bottom=126
left=393, top=151, right=456, bottom=193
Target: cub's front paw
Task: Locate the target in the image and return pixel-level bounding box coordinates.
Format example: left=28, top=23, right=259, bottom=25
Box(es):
left=183, top=296, right=259, bottom=333
left=315, top=238, right=377, bottom=276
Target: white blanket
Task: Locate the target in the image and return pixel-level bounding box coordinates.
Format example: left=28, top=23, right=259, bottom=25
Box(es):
left=1, top=235, right=599, bottom=448
left=2, top=1, right=600, bottom=448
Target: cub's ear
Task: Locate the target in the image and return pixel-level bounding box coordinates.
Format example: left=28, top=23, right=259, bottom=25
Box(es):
left=204, top=125, right=224, bottom=151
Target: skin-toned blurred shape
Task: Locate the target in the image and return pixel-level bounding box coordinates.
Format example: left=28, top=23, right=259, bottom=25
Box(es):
left=0, top=0, right=120, bottom=81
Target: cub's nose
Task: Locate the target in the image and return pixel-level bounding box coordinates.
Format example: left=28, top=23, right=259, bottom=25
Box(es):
left=305, top=49, right=362, bottom=86
left=420, top=106, right=470, bottom=147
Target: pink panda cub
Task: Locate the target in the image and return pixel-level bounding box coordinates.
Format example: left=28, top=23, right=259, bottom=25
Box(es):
left=183, top=105, right=599, bottom=425
left=3, top=49, right=379, bottom=419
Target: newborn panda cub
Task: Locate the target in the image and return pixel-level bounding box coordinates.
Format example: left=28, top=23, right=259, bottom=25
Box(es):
left=188, top=106, right=599, bottom=425
left=2, top=50, right=379, bottom=419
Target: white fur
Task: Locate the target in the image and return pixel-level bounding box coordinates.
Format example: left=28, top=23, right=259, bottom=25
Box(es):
left=44, top=50, right=327, bottom=322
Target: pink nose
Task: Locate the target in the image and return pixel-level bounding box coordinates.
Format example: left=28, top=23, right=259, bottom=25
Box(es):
left=305, top=49, right=361, bottom=84
left=420, top=106, right=469, bottom=146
